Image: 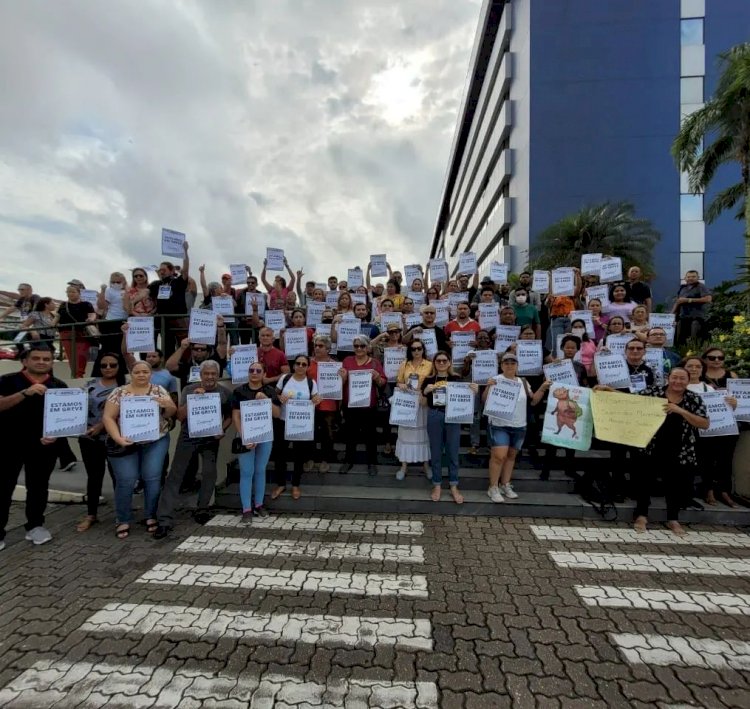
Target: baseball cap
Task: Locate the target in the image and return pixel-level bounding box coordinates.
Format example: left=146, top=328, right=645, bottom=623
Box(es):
left=501, top=353, right=518, bottom=363
left=386, top=322, right=401, bottom=332
left=67, top=279, right=85, bottom=288
left=480, top=277, right=494, bottom=285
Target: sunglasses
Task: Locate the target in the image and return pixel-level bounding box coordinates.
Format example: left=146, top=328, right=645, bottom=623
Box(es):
left=314, top=343, right=326, bottom=347
left=100, top=363, right=119, bottom=369
left=249, top=367, right=263, bottom=373
left=353, top=344, right=366, bottom=349
left=434, top=358, right=449, bottom=363
left=134, top=273, right=146, bottom=278
left=705, top=355, right=725, bottom=361
left=294, top=361, right=309, bottom=367
left=411, top=346, right=423, bottom=351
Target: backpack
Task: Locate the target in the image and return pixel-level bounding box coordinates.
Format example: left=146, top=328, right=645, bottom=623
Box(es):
left=573, top=470, right=618, bottom=521
left=279, top=373, right=314, bottom=397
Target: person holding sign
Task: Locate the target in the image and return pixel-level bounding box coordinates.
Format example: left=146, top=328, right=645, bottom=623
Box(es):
left=403, top=305, right=448, bottom=352
left=124, top=268, right=155, bottom=317
left=510, top=288, right=541, bottom=338
left=147, top=240, right=190, bottom=358
left=570, top=319, right=597, bottom=380
left=102, top=361, right=177, bottom=540
left=587, top=298, right=609, bottom=343
left=308, top=336, right=340, bottom=473
left=393, top=340, right=433, bottom=481
left=153, top=361, right=232, bottom=539
left=261, top=256, right=296, bottom=310
left=545, top=268, right=582, bottom=352
left=484, top=354, right=549, bottom=503
left=0, top=347, right=69, bottom=550
left=272, top=355, right=321, bottom=500
left=280, top=308, right=314, bottom=356
left=461, top=330, right=497, bottom=454
left=74, top=353, right=126, bottom=533
left=165, top=327, right=228, bottom=388
left=340, top=336, right=386, bottom=475
left=230, top=361, right=281, bottom=520
left=422, top=351, right=471, bottom=504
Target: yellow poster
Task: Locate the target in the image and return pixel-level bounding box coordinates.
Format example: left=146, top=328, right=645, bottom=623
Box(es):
left=591, top=390, right=667, bottom=448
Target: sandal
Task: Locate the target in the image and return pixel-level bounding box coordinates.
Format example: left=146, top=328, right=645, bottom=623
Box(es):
left=115, top=524, right=130, bottom=540
left=430, top=485, right=441, bottom=502
left=450, top=486, right=464, bottom=505
left=76, top=515, right=98, bottom=532
left=271, top=486, right=286, bottom=500
left=145, top=519, right=159, bottom=534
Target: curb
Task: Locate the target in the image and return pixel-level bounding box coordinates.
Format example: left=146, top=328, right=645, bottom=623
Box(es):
left=12, top=485, right=84, bottom=504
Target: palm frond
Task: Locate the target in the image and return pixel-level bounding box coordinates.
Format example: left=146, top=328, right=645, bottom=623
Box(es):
left=705, top=182, right=746, bottom=224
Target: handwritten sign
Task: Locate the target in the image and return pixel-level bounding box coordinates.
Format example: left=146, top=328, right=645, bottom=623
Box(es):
left=161, top=228, right=185, bottom=258
left=43, top=388, right=87, bottom=437
left=126, top=317, right=155, bottom=353
left=541, top=383, right=593, bottom=451
left=186, top=392, right=223, bottom=438
left=591, top=390, right=666, bottom=447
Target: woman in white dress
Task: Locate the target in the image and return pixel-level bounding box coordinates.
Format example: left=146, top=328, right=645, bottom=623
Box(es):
left=394, top=338, right=433, bottom=480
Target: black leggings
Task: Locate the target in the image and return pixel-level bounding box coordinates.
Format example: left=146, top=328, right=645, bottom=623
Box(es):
left=633, top=445, right=694, bottom=521
left=344, top=407, right=378, bottom=465
left=698, top=435, right=738, bottom=496
left=78, top=436, right=116, bottom=517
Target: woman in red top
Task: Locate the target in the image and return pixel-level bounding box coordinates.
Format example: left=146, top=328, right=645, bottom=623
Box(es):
left=340, top=335, right=386, bottom=476
left=261, top=257, right=297, bottom=310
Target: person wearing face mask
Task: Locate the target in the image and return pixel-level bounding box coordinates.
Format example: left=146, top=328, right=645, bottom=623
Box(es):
left=510, top=272, right=542, bottom=311
left=510, top=288, right=541, bottom=338
left=569, top=319, right=596, bottom=380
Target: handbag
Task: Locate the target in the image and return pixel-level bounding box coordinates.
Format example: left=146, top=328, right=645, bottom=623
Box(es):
left=105, top=435, right=139, bottom=458
left=231, top=437, right=245, bottom=455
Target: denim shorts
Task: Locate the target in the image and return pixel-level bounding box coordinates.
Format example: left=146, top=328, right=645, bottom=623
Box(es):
left=487, top=423, right=527, bottom=450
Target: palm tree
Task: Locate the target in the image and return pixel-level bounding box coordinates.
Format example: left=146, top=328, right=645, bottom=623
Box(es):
left=529, top=201, right=660, bottom=272
left=672, top=43, right=750, bottom=257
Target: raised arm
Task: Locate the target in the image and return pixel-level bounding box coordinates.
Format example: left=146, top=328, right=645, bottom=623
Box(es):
left=181, top=241, right=190, bottom=281
left=295, top=269, right=304, bottom=302
left=166, top=338, right=190, bottom=373
left=215, top=316, right=228, bottom=359
left=199, top=265, right=209, bottom=298
left=365, top=263, right=372, bottom=289
left=119, top=323, right=137, bottom=370
left=284, top=258, right=296, bottom=292
left=260, top=260, right=273, bottom=292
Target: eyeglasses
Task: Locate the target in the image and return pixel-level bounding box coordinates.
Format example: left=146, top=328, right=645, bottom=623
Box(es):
left=249, top=367, right=263, bottom=373
left=353, top=344, right=366, bottom=349
left=434, top=358, right=449, bottom=363
left=706, top=355, right=725, bottom=361
left=411, top=346, right=423, bottom=351
left=650, top=332, right=666, bottom=337
left=294, top=361, right=309, bottom=367
left=100, top=363, right=119, bottom=369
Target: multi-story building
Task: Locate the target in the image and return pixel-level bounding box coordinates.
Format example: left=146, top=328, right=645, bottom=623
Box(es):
left=430, top=0, right=750, bottom=302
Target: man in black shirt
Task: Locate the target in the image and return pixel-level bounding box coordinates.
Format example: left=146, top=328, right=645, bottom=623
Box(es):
left=626, top=266, right=653, bottom=311
left=148, top=240, right=191, bottom=357
left=403, top=304, right=448, bottom=352
left=164, top=321, right=229, bottom=388
left=0, top=347, right=68, bottom=550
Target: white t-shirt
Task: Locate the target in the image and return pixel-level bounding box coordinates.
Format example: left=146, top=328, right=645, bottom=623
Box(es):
left=488, top=375, right=529, bottom=429
left=687, top=382, right=713, bottom=394
left=105, top=286, right=128, bottom=320
left=277, top=375, right=318, bottom=421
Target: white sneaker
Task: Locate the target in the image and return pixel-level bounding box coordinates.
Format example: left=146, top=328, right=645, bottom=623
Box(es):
left=25, top=526, right=52, bottom=545
left=501, top=483, right=519, bottom=500
left=395, top=468, right=406, bottom=481
left=487, top=486, right=504, bottom=503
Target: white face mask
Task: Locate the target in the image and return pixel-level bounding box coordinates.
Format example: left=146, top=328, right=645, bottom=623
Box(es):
left=110, top=282, right=122, bottom=290
left=516, top=295, right=527, bottom=304
left=571, top=328, right=585, bottom=337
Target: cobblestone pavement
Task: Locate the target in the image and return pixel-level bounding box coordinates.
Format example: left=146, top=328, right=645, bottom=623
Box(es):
left=1, top=502, right=750, bottom=707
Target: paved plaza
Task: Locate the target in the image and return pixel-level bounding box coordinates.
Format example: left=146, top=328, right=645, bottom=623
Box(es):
left=1, top=502, right=749, bottom=707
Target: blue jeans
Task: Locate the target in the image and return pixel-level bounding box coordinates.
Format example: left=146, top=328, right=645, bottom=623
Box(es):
left=110, top=435, right=170, bottom=525
left=426, top=408, right=460, bottom=485
left=547, top=316, right=570, bottom=353
left=237, top=441, right=273, bottom=511
left=487, top=424, right=527, bottom=450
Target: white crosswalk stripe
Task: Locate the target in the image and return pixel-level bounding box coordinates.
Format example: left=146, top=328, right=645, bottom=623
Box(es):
left=207, top=514, right=424, bottom=535
left=550, top=550, right=750, bottom=576
left=575, top=585, right=750, bottom=615
left=0, top=660, right=439, bottom=708
left=137, top=563, right=429, bottom=597
left=532, top=525, right=750, bottom=548
left=175, top=535, right=424, bottom=563
left=81, top=602, right=433, bottom=650
left=611, top=633, right=750, bottom=670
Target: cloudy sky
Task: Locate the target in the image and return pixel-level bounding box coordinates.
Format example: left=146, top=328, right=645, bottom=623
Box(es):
left=0, top=0, right=480, bottom=296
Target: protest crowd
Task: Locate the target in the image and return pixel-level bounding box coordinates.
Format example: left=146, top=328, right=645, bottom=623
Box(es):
left=1, top=232, right=748, bottom=550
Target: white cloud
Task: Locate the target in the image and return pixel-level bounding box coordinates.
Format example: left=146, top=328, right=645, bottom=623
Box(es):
left=0, top=0, right=479, bottom=295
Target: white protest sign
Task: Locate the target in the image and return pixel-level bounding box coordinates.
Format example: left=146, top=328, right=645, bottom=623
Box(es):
left=336, top=320, right=360, bottom=351
left=80, top=289, right=98, bottom=308
left=126, top=317, right=155, bottom=353
left=43, top=388, right=87, bottom=438
left=490, top=261, right=508, bottom=284
left=532, top=270, right=550, bottom=294
left=585, top=284, right=610, bottom=308
left=419, top=328, right=438, bottom=358
left=404, top=265, right=423, bottom=288
left=187, top=392, right=223, bottom=438
left=316, top=361, right=343, bottom=400
left=346, top=268, right=363, bottom=288
left=644, top=347, right=665, bottom=386
left=161, top=228, right=185, bottom=257
left=543, top=360, right=580, bottom=387
left=483, top=377, right=522, bottom=422
left=351, top=294, right=367, bottom=306
left=389, top=389, right=420, bottom=428
left=264, top=310, right=286, bottom=338
left=379, top=313, right=403, bottom=331
left=581, top=253, right=602, bottom=277
left=239, top=398, right=274, bottom=444
left=245, top=291, right=266, bottom=317
left=471, top=349, right=499, bottom=384
left=594, top=352, right=631, bottom=389
left=649, top=313, right=676, bottom=346
left=599, top=256, right=623, bottom=283
left=551, top=268, right=576, bottom=297
left=211, top=295, right=235, bottom=321
left=284, top=399, right=315, bottom=441
left=384, top=347, right=406, bottom=382
left=569, top=310, right=595, bottom=338
left=433, top=300, right=450, bottom=326
left=516, top=340, right=543, bottom=376
left=603, top=333, right=635, bottom=358
left=266, top=247, right=285, bottom=271
left=404, top=313, right=423, bottom=330
left=450, top=331, right=474, bottom=365
left=306, top=301, right=325, bottom=326
left=406, top=291, right=425, bottom=306
left=445, top=383, right=475, bottom=424
left=120, top=395, right=160, bottom=443
left=494, top=325, right=521, bottom=353
left=370, top=254, right=388, bottom=277
left=458, top=252, right=477, bottom=275
left=448, top=292, right=469, bottom=318
left=315, top=324, right=334, bottom=353
left=429, top=259, right=449, bottom=284
left=347, top=369, right=372, bottom=407
left=188, top=308, right=217, bottom=345
left=325, top=291, right=340, bottom=307
left=727, top=379, right=750, bottom=422
left=230, top=264, right=247, bottom=284
left=478, top=303, right=499, bottom=331
left=284, top=327, right=308, bottom=358
left=699, top=391, right=740, bottom=437
left=231, top=345, right=258, bottom=384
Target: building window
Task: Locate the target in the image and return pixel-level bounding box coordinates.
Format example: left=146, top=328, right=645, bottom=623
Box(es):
left=681, top=19, right=703, bottom=46
left=680, top=76, right=703, bottom=104
left=680, top=194, right=703, bottom=221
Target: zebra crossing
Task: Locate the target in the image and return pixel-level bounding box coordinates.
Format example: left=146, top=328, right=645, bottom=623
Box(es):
left=0, top=516, right=438, bottom=708
left=532, top=524, right=750, bottom=678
